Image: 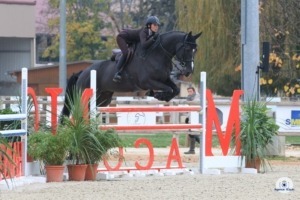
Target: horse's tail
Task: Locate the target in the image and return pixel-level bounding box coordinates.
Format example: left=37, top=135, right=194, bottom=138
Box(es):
left=60, top=71, right=82, bottom=123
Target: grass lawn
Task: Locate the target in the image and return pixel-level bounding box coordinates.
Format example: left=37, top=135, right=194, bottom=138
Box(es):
left=119, top=134, right=300, bottom=148
left=286, top=136, right=300, bottom=145
left=119, top=133, right=221, bottom=148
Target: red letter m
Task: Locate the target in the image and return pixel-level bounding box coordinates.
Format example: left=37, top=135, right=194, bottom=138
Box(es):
left=205, top=90, right=243, bottom=156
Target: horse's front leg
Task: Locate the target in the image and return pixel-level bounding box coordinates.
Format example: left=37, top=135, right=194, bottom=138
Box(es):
left=157, top=78, right=180, bottom=102
left=142, top=78, right=179, bottom=102
left=141, top=79, right=173, bottom=101
left=165, top=78, right=180, bottom=97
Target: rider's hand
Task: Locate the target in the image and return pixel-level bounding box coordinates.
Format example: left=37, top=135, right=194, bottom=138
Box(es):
left=152, top=32, right=159, bottom=41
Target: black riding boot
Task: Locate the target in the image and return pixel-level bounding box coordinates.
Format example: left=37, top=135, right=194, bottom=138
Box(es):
left=113, top=54, right=127, bottom=83
left=184, top=137, right=196, bottom=154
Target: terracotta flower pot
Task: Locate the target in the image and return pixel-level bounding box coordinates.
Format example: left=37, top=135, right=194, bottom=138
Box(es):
left=45, top=165, right=65, bottom=182
left=85, top=164, right=98, bottom=181
left=246, top=158, right=261, bottom=172
left=67, top=164, right=87, bottom=181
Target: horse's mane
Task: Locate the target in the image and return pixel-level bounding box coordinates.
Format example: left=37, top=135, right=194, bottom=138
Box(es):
left=160, top=30, right=186, bottom=36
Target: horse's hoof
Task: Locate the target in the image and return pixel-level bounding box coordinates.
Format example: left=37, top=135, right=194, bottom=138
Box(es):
left=154, top=92, right=164, bottom=101
left=164, top=94, right=174, bottom=102
left=173, top=88, right=180, bottom=96
left=145, top=90, right=154, bottom=97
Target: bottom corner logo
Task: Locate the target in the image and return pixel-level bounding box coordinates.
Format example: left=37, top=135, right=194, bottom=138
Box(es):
left=275, top=177, right=294, bottom=193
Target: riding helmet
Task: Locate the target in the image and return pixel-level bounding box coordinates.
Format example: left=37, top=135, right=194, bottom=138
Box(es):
left=146, top=16, right=160, bottom=26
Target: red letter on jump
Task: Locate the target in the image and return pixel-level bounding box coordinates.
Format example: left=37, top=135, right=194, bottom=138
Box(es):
left=45, top=88, right=63, bottom=134
left=166, top=138, right=183, bottom=168
left=206, top=90, right=243, bottom=156
left=28, top=87, right=40, bottom=131
left=103, top=147, right=124, bottom=171
left=134, top=138, right=154, bottom=170
left=81, top=88, right=93, bottom=122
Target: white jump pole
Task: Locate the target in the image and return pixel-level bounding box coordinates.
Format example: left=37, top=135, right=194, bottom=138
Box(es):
left=199, top=72, right=206, bottom=174
left=90, top=70, right=97, bottom=119
left=21, top=68, right=28, bottom=176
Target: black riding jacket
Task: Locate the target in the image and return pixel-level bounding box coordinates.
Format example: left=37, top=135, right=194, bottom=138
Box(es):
left=117, top=27, right=156, bottom=54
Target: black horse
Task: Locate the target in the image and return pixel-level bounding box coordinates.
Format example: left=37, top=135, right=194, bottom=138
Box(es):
left=61, top=31, right=202, bottom=117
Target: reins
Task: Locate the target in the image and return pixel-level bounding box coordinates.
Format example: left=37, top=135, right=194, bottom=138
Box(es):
left=158, top=33, right=196, bottom=73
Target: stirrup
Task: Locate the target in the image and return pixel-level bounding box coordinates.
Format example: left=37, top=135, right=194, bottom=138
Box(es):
left=113, top=73, right=122, bottom=83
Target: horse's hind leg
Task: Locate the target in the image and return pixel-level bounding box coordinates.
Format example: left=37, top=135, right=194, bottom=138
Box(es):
left=95, top=91, right=114, bottom=123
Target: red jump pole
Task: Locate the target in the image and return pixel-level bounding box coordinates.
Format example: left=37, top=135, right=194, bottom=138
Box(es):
left=100, top=124, right=202, bottom=131
left=98, top=106, right=201, bottom=113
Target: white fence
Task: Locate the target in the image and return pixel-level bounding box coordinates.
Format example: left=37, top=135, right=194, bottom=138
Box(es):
left=0, top=68, right=28, bottom=176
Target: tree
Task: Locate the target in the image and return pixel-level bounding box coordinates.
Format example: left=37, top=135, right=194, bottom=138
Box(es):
left=107, top=0, right=177, bottom=32
left=259, top=0, right=300, bottom=98
left=176, top=0, right=241, bottom=96
left=43, top=0, right=111, bottom=61
left=176, top=0, right=300, bottom=98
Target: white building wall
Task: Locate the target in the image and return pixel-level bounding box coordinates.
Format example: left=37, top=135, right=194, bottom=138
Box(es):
left=0, top=1, right=35, bottom=38
left=0, top=1, right=35, bottom=95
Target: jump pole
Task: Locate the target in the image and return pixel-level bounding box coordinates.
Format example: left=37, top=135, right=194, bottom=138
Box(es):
left=199, top=72, right=206, bottom=174
left=21, top=68, right=28, bottom=176
left=90, top=70, right=97, bottom=119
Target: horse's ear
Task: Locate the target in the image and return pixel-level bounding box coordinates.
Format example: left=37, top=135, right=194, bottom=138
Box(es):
left=194, top=32, right=202, bottom=40
left=188, top=31, right=192, bottom=37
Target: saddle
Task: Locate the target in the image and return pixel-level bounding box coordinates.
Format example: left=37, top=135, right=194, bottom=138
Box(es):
left=110, top=37, right=160, bottom=63
left=110, top=45, right=135, bottom=64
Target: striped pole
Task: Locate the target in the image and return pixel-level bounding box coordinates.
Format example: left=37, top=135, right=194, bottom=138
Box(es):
left=21, top=68, right=28, bottom=176
left=200, top=72, right=206, bottom=174
left=98, top=106, right=201, bottom=113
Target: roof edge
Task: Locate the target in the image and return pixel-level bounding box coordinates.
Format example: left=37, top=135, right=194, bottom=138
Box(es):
left=0, top=0, right=36, bottom=6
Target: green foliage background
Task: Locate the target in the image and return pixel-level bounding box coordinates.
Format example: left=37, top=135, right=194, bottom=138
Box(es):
left=175, top=0, right=241, bottom=96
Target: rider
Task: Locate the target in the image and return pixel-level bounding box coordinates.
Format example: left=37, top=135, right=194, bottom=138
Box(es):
left=113, top=16, right=160, bottom=83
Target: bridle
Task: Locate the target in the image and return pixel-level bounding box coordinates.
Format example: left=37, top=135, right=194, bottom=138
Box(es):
left=158, top=34, right=197, bottom=73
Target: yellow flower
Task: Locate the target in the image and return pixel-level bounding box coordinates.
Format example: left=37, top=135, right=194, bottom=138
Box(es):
left=260, top=78, right=265, bottom=85
left=268, top=79, right=273, bottom=84
left=292, top=54, right=300, bottom=61
left=284, top=85, right=289, bottom=92
left=275, top=57, right=283, bottom=67
left=269, top=52, right=277, bottom=62
left=292, top=54, right=298, bottom=60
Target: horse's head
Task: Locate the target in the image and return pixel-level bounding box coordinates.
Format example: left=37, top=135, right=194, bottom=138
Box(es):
left=175, top=31, right=202, bottom=76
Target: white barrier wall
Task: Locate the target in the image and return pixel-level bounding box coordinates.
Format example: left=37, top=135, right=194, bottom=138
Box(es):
left=116, top=97, right=156, bottom=126
left=276, top=106, right=300, bottom=133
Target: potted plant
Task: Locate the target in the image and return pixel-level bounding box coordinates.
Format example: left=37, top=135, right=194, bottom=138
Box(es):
left=61, top=87, right=124, bottom=181
left=0, top=135, right=16, bottom=187
left=61, top=88, right=100, bottom=181
left=84, top=127, right=123, bottom=181
left=239, top=99, right=279, bottom=172
left=27, top=130, right=69, bottom=182
left=61, top=113, right=89, bottom=181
